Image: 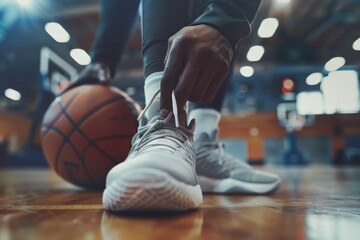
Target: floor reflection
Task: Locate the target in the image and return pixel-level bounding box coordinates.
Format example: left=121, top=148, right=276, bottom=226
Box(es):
left=306, top=213, right=360, bottom=240
left=0, top=166, right=359, bottom=239
left=101, top=210, right=203, bottom=240
left=0, top=210, right=103, bottom=240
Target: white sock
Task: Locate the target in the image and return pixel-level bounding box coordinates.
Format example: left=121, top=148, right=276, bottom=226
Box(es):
left=144, top=71, right=163, bottom=120
left=188, top=108, right=221, bottom=139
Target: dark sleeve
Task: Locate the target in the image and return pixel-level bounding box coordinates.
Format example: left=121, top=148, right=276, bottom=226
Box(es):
left=190, top=0, right=262, bottom=49
left=91, top=0, right=140, bottom=76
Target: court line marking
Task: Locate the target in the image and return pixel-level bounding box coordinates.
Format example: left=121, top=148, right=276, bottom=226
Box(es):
left=5, top=205, right=104, bottom=210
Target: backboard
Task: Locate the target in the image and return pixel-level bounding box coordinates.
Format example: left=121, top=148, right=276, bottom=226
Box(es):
left=40, top=47, right=77, bottom=95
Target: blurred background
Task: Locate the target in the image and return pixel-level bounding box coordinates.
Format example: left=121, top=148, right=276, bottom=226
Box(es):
left=0, top=0, right=359, bottom=167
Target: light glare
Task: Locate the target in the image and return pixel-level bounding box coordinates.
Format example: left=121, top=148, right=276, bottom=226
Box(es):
left=258, top=18, right=279, bottom=38
left=5, top=88, right=21, bottom=101
left=240, top=66, right=254, bottom=77
left=17, top=0, right=32, bottom=8
left=70, top=49, right=91, bottom=65
left=297, top=92, right=324, bottom=115
left=283, top=78, right=294, bottom=90
left=324, top=57, right=345, bottom=72
left=247, top=45, right=265, bottom=62
left=321, top=70, right=359, bottom=114
left=45, top=22, right=70, bottom=43
left=353, top=37, right=360, bottom=51
left=306, top=72, right=323, bottom=86
left=277, top=0, right=291, bottom=3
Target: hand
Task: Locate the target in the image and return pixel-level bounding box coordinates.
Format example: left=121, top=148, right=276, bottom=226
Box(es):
left=58, top=63, right=111, bottom=96
left=161, top=24, right=233, bottom=112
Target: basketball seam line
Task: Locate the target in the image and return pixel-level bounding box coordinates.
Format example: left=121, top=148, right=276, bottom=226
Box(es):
left=46, top=91, right=134, bottom=187
left=51, top=96, right=124, bottom=185
left=43, top=91, right=87, bottom=180
left=82, top=134, right=135, bottom=160
left=57, top=96, right=129, bottom=165
left=47, top=125, right=95, bottom=184
left=42, top=91, right=80, bottom=136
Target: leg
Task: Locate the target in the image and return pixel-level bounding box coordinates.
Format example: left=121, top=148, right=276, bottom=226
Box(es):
left=188, top=57, right=235, bottom=137
left=141, top=0, right=193, bottom=120
left=91, top=0, right=140, bottom=77
left=64, top=0, right=140, bottom=94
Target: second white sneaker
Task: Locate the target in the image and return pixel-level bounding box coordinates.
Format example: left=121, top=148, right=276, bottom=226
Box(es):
left=195, top=129, right=281, bottom=194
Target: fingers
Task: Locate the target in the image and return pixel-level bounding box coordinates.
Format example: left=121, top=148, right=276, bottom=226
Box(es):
left=160, top=25, right=233, bottom=111
left=164, top=35, right=175, bottom=66
left=160, top=38, right=185, bottom=111
left=182, top=53, right=229, bottom=103
left=161, top=54, right=229, bottom=110
left=202, top=59, right=230, bottom=102
left=188, top=65, right=215, bottom=103
left=204, top=70, right=228, bottom=103
left=174, top=61, right=200, bottom=109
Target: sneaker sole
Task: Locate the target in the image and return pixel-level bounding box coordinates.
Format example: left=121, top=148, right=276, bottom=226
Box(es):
left=198, top=175, right=281, bottom=194
left=103, top=168, right=203, bottom=211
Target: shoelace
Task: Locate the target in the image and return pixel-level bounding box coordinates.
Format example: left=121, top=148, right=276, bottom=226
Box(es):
left=130, top=90, right=185, bottom=154
left=137, top=90, right=179, bottom=127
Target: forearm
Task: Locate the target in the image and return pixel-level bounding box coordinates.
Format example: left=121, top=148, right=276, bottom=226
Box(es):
left=190, top=0, right=262, bottom=50
left=91, top=0, right=140, bottom=76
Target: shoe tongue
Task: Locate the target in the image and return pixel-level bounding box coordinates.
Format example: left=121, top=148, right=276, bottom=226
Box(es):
left=194, top=129, right=219, bottom=151
left=142, top=110, right=193, bottom=139
left=161, top=108, right=191, bottom=129
left=152, top=118, right=192, bottom=142
left=198, top=128, right=219, bottom=141
left=210, top=128, right=219, bottom=140
left=153, top=128, right=187, bottom=142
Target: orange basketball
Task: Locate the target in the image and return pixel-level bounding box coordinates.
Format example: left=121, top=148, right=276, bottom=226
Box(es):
left=41, top=85, right=141, bottom=189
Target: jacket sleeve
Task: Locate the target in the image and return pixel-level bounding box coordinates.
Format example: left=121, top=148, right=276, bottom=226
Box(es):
left=190, top=0, right=262, bottom=49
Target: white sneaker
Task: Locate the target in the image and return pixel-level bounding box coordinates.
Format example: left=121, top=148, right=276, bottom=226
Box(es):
left=195, top=129, right=281, bottom=194
left=103, top=91, right=202, bottom=211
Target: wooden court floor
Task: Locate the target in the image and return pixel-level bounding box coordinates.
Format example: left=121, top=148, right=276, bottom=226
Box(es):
left=0, top=165, right=359, bottom=240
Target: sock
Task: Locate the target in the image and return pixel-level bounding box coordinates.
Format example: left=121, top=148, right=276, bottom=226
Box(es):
left=144, top=71, right=189, bottom=126
left=144, top=71, right=163, bottom=120
left=188, top=108, right=221, bottom=139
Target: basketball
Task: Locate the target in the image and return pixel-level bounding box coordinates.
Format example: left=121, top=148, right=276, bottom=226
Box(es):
left=40, top=84, right=141, bottom=189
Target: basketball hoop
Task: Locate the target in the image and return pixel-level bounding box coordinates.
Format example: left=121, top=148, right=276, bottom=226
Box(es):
left=277, top=103, right=315, bottom=165
left=277, top=103, right=315, bottom=132
left=40, top=47, right=77, bottom=95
